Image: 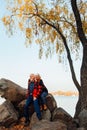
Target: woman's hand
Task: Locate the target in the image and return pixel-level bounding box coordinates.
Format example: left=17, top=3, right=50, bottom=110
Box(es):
left=33, top=97, right=37, bottom=100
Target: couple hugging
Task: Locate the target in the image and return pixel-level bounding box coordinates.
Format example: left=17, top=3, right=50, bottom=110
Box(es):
left=24, top=73, right=48, bottom=126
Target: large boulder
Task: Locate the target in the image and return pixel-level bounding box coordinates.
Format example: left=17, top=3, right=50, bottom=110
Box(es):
left=18, top=100, right=52, bottom=119
left=30, top=113, right=67, bottom=130
left=0, top=78, right=26, bottom=106
left=41, top=109, right=51, bottom=121
left=77, top=128, right=86, bottom=130
left=52, top=107, right=72, bottom=122
left=17, top=93, right=57, bottom=118
left=0, top=100, right=18, bottom=127
left=78, top=109, right=87, bottom=128
left=51, top=107, right=74, bottom=129
left=46, top=93, right=57, bottom=112
left=30, top=110, right=51, bottom=127
left=0, top=78, right=78, bottom=130
left=17, top=99, right=34, bottom=118
left=31, top=120, right=67, bottom=130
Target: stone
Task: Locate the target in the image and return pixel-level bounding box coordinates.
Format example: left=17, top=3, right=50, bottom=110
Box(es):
left=41, top=109, right=51, bottom=121
left=51, top=107, right=73, bottom=129
left=0, top=78, right=26, bottom=106
left=0, top=100, right=18, bottom=127
left=46, top=93, right=57, bottom=112
left=0, top=78, right=79, bottom=130
left=31, top=120, right=67, bottom=130
left=77, top=128, right=86, bottom=130
left=30, top=110, right=51, bottom=127
left=17, top=93, right=57, bottom=119
left=17, top=99, right=34, bottom=118
left=78, top=109, right=87, bottom=128
left=52, top=107, right=72, bottom=121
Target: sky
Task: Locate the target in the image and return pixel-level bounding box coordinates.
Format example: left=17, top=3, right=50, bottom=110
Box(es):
left=0, top=0, right=82, bottom=92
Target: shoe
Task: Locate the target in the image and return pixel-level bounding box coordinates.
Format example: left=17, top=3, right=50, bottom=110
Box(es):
left=24, top=120, right=30, bottom=126
left=43, top=104, right=47, bottom=111
left=40, top=105, right=43, bottom=111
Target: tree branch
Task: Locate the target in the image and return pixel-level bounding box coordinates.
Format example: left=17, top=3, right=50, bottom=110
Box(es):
left=56, top=27, right=81, bottom=92
left=71, top=0, right=87, bottom=46
left=36, top=13, right=81, bottom=91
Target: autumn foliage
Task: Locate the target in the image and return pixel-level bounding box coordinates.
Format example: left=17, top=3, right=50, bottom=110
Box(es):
left=2, top=0, right=87, bottom=59
left=0, top=117, right=30, bottom=130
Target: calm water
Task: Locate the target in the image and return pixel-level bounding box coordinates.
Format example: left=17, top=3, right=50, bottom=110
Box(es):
left=0, top=95, right=78, bottom=117
left=0, top=97, right=6, bottom=105
left=54, top=95, right=78, bottom=117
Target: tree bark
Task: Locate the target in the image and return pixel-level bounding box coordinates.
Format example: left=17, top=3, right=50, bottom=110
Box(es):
left=56, top=28, right=81, bottom=91
left=71, top=0, right=87, bottom=118
left=71, top=0, right=87, bottom=45
left=81, top=45, right=87, bottom=109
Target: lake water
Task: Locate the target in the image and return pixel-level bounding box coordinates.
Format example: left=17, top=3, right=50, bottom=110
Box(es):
left=0, top=95, right=78, bottom=117
left=54, top=95, right=78, bottom=117
left=0, top=97, right=6, bottom=105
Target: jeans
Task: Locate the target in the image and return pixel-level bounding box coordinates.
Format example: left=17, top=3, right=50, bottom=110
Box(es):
left=40, top=92, right=48, bottom=105
left=24, top=95, right=41, bottom=121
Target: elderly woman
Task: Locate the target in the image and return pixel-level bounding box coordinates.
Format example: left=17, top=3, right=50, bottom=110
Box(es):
left=24, top=74, right=42, bottom=126
left=35, top=74, right=48, bottom=111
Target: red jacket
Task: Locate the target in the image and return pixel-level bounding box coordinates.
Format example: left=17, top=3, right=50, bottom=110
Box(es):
left=32, top=82, right=42, bottom=98
left=26, top=81, right=42, bottom=98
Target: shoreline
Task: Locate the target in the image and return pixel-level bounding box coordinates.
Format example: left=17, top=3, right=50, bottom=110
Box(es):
left=50, top=90, right=78, bottom=96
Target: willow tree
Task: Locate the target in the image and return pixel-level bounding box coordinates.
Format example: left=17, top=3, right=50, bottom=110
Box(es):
left=71, top=0, right=87, bottom=120
left=2, top=0, right=87, bottom=119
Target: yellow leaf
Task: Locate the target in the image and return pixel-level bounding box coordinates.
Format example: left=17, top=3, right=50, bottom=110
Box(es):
left=52, top=30, right=57, bottom=39
left=19, top=22, right=24, bottom=30
left=17, top=0, right=22, bottom=4
left=56, top=42, right=59, bottom=53
left=25, top=4, right=34, bottom=13
left=24, top=0, right=29, bottom=2
left=26, top=28, right=32, bottom=38
left=20, top=5, right=25, bottom=11
left=18, top=13, right=22, bottom=17
left=35, top=39, right=41, bottom=44
left=2, top=17, right=6, bottom=23
left=2, top=16, right=10, bottom=25
left=24, top=0, right=32, bottom=3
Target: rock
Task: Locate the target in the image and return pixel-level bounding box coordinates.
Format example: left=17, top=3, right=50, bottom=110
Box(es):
left=30, top=113, right=40, bottom=128
left=78, top=109, right=87, bottom=128
left=51, top=107, right=73, bottom=129
left=0, top=78, right=79, bottom=130
left=17, top=99, right=34, bottom=118
left=67, top=119, right=80, bottom=130
left=17, top=100, right=26, bottom=117
left=77, top=128, right=86, bottom=130
left=0, top=100, right=18, bottom=127
left=30, top=110, right=51, bottom=127
left=41, top=109, right=51, bottom=121
left=0, top=78, right=26, bottom=106
left=46, top=93, right=57, bottom=112
left=52, top=107, right=72, bottom=121
left=31, top=120, right=67, bottom=130
left=17, top=94, right=57, bottom=119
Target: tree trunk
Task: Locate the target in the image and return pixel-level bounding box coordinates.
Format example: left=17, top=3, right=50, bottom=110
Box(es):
left=71, top=0, right=87, bottom=118
left=81, top=45, right=87, bottom=109
left=74, top=92, right=81, bottom=118
left=73, top=47, right=87, bottom=119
